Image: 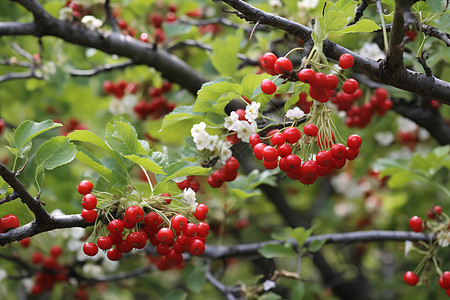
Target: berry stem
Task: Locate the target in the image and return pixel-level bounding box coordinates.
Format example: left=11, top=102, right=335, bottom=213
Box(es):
left=139, top=165, right=154, bottom=194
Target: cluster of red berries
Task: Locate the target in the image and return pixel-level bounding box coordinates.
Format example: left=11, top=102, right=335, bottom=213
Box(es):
left=332, top=87, right=393, bottom=128
left=296, top=92, right=313, bottom=114
left=30, top=245, right=68, bottom=295
left=404, top=270, right=450, bottom=296
left=102, top=79, right=137, bottom=99
left=248, top=127, right=362, bottom=185
left=134, top=81, right=176, bottom=120
left=78, top=180, right=98, bottom=224
left=408, top=205, right=443, bottom=233
left=208, top=156, right=240, bottom=188
left=0, top=213, right=19, bottom=233
left=64, top=0, right=84, bottom=19
left=145, top=2, right=180, bottom=44
left=259, top=52, right=293, bottom=76
left=176, top=175, right=201, bottom=192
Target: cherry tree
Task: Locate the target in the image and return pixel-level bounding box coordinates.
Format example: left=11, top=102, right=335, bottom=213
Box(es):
left=0, top=0, right=449, bottom=299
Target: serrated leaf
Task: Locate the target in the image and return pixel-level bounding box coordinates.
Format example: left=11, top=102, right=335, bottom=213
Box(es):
left=160, top=105, right=204, bottom=131
left=334, top=19, right=380, bottom=34
left=258, top=243, right=297, bottom=258
left=241, top=73, right=271, bottom=100
left=122, top=154, right=165, bottom=174
left=290, top=227, right=312, bottom=249
left=210, top=29, right=243, bottom=77
left=195, top=78, right=243, bottom=114
left=12, top=120, right=62, bottom=158
left=68, top=130, right=114, bottom=154
left=307, top=238, right=327, bottom=252
left=159, top=163, right=210, bottom=185
left=75, top=146, right=112, bottom=180
left=35, top=136, right=76, bottom=170
left=105, top=120, right=146, bottom=156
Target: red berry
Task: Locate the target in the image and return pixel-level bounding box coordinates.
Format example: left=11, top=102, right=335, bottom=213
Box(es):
left=50, top=245, right=63, bottom=258
left=263, top=159, right=278, bottom=169
left=260, top=52, right=277, bottom=73
left=375, top=88, right=388, bottom=101
left=345, top=147, right=359, bottom=160
left=303, top=124, right=318, bottom=137
left=342, top=79, right=359, bottom=94
left=157, top=228, right=175, bottom=245
left=325, top=74, right=339, bottom=90
left=77, top=180, right=93, bottom=195
left=97, top=236, right=113, bottom=250
left=1, top=214, right=19, bottom=230
left=330, top=143, right=346, bottom=160
left=311, top=72, right=327, bottom=89
left=277, top=144, right=292, bottom=157
left=31, top=252, right=43, bottom=264
left=188, top=238, right=205, bottom=256
left=194, top=204, right=209, bottom=220
left=125, top=205, right=145, bottom=223
left=83, top=242, right=98, bottom=256
left=403, top=271, right=419, bottom=286
left=283, top=127, right=301, bottom=143
left=102, top=80, right=116, bottom=94
left=347, top=134, right=362, bottom=150
left=253, top=143, right=266, bottom=160
left=108, top=219, right=124, bottom=234
left=107, top=249, right=122, bottom=261
left=274, top=57, right=293, bottom=74
left=126, top=232, right=147, bottom=249
left=338, top=53, right=354, bottom=69
left=270, top=132, right=286, bottom=147
left=81, top=194, right=97, bottom=210
left=298, top=68, right=316, bottom=84
left=171, top=214, right=188, bottom=232
left=316, top=150, right=333, bottom=167
left=183, top=223, right=198, bottom=237
left=442, top=271, right=450, bottom=287
left=433, top=205, right=442, bottom=215
left=249, top=133, right=261, bottom=148
left=408, top=216, right=423, bottom=232
left=81, top=209, right=97, bottom=223
left=331, top=157, right=346, bottom=169
left=224, top=156, right=239, bottom=171
left=279, top=154, right=301, bottom=173
left=261, top=79, right=277, bottom=95
left=196, top=222, right=210, bottom=237
left=261, top=146, right=279, bottom=162
left=19, top=237, right=31, bottom=248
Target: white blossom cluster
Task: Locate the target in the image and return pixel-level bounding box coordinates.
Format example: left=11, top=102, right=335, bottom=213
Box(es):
left=183, top=187, right=198, bottom=209
left=285, top=107, right=306, bottom=121
left=438, top=231, right=450, bottom=248
left=81, top=15, right=103, bottom=31
left=59, top=7, right=74, bottom=22
left=109, top=94, right=138, bottom=116
left=359, top=42, right=385, bottom=61
left=223, top=101, right=260, bottom=143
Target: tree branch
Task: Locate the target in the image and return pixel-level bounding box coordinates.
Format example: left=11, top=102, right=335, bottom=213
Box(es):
left=70, top=60, right=134, bottom=76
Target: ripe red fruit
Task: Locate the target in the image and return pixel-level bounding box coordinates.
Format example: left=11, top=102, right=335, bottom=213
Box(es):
left=81, top=209, right=97, bottom=223
left=260, top=79, right=277, bottom=95
left=77, top=180, right=93, bottom=195
left=338, top=53, right=354, bottom=69
left=1, top=214, right=19, bottom=230
left=188, top=238, right=205, bottom=256
left=196, top=222, right=210, bottom=237
left=442, top=271, right=450, bottom=287
left=345, top=147, right=359, bottom=160
left=126, top=232, right=147, bottom=249
left=274, top=57, right=293, bottom=74
left=19, top=237, right=31, bottom=248
left=270, top=132, right=286, bottom=147
left=108, top=219, right=124, bottom=234
left=171, top=214, right=188, bottom=232
left=342, top=78, right=359, bottom=94
left=50, top=245, right=63, bottom=258
left=224, top=156, right=239, bottom=171
left=433, top=205, right=442, bottom=215
left=125, top=205, right=145, bottom=223
left=253, top=143, right=266, bottom=160
left=277, top=144, right=292, bottom=157
left=347, top=134, right=362, bottom=150
left=330, top=143, right=347, bottom=160
left=283, top=127, right=301, bottom=143
left=408, top=216, right=423, bottom=232
left=183, top=223, right=198, bottom=237
left=144, top=212, right=163, bottom=228
left=31, top=251, right=43, bottom=264
left=83, top=242, right=98, bottom=256
left=279, top=154, right=301, bottom=173
left=303, top=124, right=318, bottom=137
left=403, top=271, right=419, bottom=286
left=81, top=194, right=97, bottom=210
left=194, top=204, right=209, bottom=220
left=260, top=52, right=277, bottom=73
left=249, top=133, right=261, bottom=148
left=157, top=228, right=175, bottom=245
left=316, top=150, right=333, bottom=167
left=107, top=249, right=122, bottom=261
left=97, top=236, right=113, bottom=250
left=263, top=159, right=278, bottom=169
left=261, top=146, right=279, bottom=162
left=325, top=74, right=339, bottom=90
left=298, top=68, right=316, bottom=84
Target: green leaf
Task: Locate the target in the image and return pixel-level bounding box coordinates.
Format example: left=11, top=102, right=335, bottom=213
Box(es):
left=258, top=243, right=297, bottom=258
left=185, top=263, right=206, bottom=293
left=74, top=146, right=112, bottom=180
left=12, top=120, right=62, bottom=158
left=258, top=293, right=283, bottom=300
left=105, top=120, right=146, bottom=156
left=195, top=78, right=243, bottom=114
left=160, top=105, right=204, bottom=132
left=334, top=19, right=380, bottom=34
left=387, top=170, right=422, bottom=188
left=159, top=162, right=210, bottom=185
left=35, top=136, right=76, bottom=170
left=67, top=130, right=114, bottom=154
left=164, top=290, right=187, bottom=300
left=0, top=200, right=34, bottom=225
left=210, top=29, right=243, bottom=77
left=241, top=73, right=271, bottom=100
left=291, top=282, right=305, bottom=300
left=122, top=154, right=165, bottom=174
left=284, top=84, right=308, bottom=111
left=307, top=238, right=327, bottom=252
left=289, top=227, right=312, bottom=248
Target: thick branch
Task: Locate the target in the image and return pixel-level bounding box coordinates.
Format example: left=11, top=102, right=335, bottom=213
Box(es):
left=203, top=231, right=432, bottom=259
left=0, top=22, right=37, bottom=35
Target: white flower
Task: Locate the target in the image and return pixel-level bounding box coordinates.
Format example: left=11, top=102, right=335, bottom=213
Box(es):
left=437, top=231, right=450, bottom=248
left=205, top=135, right=219, bottom=151
left=82, top=264, right=103, bottom=276
left=245, top=102, right=261, bottom=123
left=223, top=111, right=240, bottom=131
left=263, top=280, right=276, bottom=291
left=236, top=121, right=257, bottom=143
left=191, top=122, right=207, bottom=137
left=219, top=140, right=233, bottom=164
left=269, top=0, right=282, bottom=9
left=0, top=269, right=6, bottom=281
left=194, top=133, right=210, bottom=151
left=183, top=188, right=197, bottom=206
left=70, top=227, right=85, bottom=240
left=285, top=107, right=305, bottom=120
left=59, top=7, right=73, bottom=22
left=81, top=15, right=103, bottom=31
left=375, top=132, right=395, bottom=146
left=359, top=42, right=385, bottom=61
left=397, top=117, right=418, bottom=133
